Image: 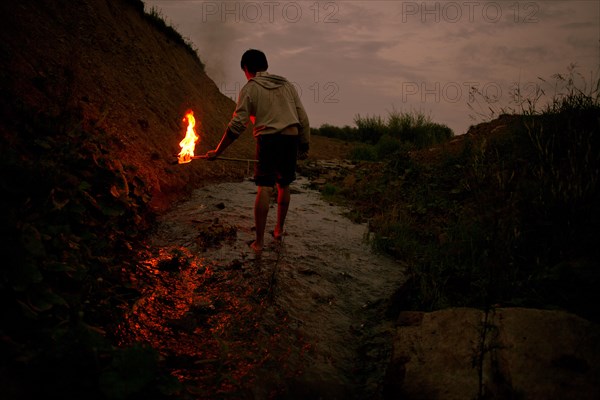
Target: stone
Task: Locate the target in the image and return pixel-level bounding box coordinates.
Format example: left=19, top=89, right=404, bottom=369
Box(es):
left=385, top=307, right=600, bottom=400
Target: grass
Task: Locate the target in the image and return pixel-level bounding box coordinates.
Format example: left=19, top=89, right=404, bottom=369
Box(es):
left=312, top=109, right=453, bottom=156
left=126, top=0, right=205, bottom=69
left=316, top=68, right=600, bottom=322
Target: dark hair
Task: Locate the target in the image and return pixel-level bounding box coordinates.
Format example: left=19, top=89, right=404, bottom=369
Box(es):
left=240, top=49, right=268, bottom=73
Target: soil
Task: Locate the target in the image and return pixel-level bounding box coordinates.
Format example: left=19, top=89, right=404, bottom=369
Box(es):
left=0, top=0, right=354, bottom=214
left=117, top=176, right=406, bottom=398
left=1, top=1, right=519, bottom=398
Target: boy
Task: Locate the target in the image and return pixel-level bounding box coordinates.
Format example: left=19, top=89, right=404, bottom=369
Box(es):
left=205, top=49, right=310, bottom=252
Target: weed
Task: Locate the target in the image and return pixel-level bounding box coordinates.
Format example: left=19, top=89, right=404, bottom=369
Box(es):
left=313, top=109, right=454, bottom=151
left=325, top=67, right=600, bottom=321
left=140, top=2, right=205, bottom=70
left=349, top=144, right=377, bottom=161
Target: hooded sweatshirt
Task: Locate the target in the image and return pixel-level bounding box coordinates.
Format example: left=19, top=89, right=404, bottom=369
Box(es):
left=227, top=72, right=310, bottom=145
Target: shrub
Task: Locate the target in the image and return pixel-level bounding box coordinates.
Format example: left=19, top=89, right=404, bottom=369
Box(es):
left=354, top=110, right=454, bottom=149
left=349, top=144, right=377, bottom=161
left=313, top=110, right=453, bottom=151
left=387, top=109, right=454, bottom=148
left=326, top=67, right=600, bottom=321
left=375, top=135, right=402, bottom=159
left=354, top=114, right=387, bottom=144
left=312, top=123, right=359, bottom=142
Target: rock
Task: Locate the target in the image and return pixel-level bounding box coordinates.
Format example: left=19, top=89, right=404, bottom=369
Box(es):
left=384, top=307, right=600, bottom=400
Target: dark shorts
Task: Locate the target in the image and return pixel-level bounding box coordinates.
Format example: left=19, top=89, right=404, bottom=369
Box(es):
left=254, top=134, right=299, bottom=187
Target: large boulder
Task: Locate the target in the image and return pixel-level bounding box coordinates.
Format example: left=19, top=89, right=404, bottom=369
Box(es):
left=385, top=307, right=600, bottom=399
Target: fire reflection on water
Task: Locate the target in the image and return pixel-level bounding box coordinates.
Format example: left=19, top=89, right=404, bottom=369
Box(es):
left=115, top=176, right=405, bottom=398
left=115, top=245, right=302, bottom=397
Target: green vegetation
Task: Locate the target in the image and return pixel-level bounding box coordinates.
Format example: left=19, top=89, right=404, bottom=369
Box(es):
left=317, top=69, right=600, bottom=322
left=126, top=0, right=205, bottom=69
left=313, top=109, right=453, bottom=161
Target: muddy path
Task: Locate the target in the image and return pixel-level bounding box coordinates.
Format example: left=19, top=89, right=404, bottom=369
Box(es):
left=117, top=173, right=407, bottom=399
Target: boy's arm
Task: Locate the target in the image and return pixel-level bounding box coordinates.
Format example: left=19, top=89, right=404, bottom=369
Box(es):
left=205, top=85, right=253, bottom=159
left=205, top=128, right=238, bottom=159
left=295, top=94, right=310, bottom=158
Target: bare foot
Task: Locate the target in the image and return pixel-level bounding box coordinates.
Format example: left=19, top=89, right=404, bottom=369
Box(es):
left=249, top=241, right=263, bottom=253
left=272, top=229, right=286, bottom=241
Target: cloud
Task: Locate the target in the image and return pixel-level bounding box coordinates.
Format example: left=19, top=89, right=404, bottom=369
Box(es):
left=148, top=0, right=599, bottom=135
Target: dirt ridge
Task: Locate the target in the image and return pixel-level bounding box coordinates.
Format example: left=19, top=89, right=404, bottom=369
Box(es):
left=0, top=0, right=260, bottom=212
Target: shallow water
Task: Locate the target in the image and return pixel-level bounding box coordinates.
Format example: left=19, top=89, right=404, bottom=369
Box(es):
left=120, top=175, right=406, bottom=398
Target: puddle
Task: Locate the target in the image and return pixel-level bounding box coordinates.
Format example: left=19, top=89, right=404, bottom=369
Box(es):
left=118, top=175, right=407, bottom=398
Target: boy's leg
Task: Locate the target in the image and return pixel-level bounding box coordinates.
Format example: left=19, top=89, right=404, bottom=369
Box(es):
left=252, top=185, right=273, bottom=251
left=274, top=184, right=290, bottom=240
left=273, top=135, right=297, bottom=241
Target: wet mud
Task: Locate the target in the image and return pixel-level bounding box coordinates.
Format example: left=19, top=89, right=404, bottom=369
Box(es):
left=118, top=175, right=406, bottom=399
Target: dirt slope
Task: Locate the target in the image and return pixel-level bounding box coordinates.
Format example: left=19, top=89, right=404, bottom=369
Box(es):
left=0, top=0, right=256, bottom=212
left=0, top=0, right=350, bottom=214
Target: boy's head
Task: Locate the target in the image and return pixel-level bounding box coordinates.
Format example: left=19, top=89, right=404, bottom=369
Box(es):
left=241, top=49, right=268, bottom=74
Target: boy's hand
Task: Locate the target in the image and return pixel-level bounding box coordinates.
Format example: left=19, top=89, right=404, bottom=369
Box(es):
left=298, top=142, right=309, bottom=160
left=205, top=150, right=218, bottom=160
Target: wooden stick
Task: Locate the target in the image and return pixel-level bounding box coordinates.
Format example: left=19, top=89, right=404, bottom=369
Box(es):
left=191, top=155, right=258, bottom=162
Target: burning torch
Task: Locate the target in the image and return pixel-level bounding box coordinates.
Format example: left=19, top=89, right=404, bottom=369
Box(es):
left=176, top=110, right=257, bottom=164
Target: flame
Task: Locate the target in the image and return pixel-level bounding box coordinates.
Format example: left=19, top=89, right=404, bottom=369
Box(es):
left=178, top=110, right=199, bottom=164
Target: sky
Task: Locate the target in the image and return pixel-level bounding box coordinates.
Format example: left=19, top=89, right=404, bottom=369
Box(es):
left=145, top=0, right=600, bottom=135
